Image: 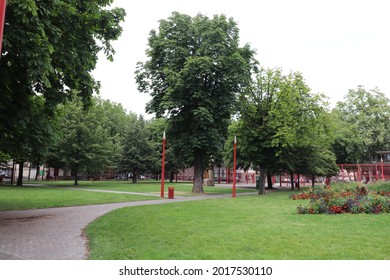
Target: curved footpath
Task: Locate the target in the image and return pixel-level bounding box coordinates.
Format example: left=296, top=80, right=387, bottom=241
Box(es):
left=0, top=190, right=256, bottom=260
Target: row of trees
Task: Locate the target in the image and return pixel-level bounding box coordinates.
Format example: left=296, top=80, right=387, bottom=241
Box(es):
left=3, top=84, right=388, bottom=189
left=2, top=6, right=390, bottom=193
left=135, top=12, right=390, bottom=194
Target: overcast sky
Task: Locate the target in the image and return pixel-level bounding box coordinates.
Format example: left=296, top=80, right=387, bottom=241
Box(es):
left=92, top=0, right=390, bottom=117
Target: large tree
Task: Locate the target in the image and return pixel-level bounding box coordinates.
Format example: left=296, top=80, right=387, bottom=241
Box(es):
left=136, top=12, right=257, bottom=193
left=0, top=0, right=125, bottom=167
left=234, top=68, right=337, bottom=193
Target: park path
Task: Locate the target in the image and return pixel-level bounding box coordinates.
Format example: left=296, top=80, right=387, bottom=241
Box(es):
left=0, top=189, right=255, bottom=260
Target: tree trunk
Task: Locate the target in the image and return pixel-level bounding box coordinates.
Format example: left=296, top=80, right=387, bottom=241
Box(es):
left=35, top=164, right=40, bottom=181
left=290, top=173, right=295, bottom=190
left=74, top=165, right=79, bottom=186
left=169, top=171, right=174, bottom=183
left=17, top=161, right=24, bottom=186
left=312, top=175, right=315, bottom=187
left=258, top=167, right=266, bottom=194
left=192, top=153, right=204, bottom=194
left=267, top=172, right=273, bottom=189
left=10, top=160, right=15, bottom=186
left=28, top=162, right=32, bottom=181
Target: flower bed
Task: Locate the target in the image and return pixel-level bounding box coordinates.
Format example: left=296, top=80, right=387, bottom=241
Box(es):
left=293, top=185, right=390, bottom=214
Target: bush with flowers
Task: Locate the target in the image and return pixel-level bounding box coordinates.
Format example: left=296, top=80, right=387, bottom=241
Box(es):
left=293, top=183, right=390, bottom=214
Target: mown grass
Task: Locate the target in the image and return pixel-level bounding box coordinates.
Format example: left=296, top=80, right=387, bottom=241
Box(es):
left=86, top=189, right=390, bottom=260
left=0, top=186, right=158, bottom=211
left=24, top=180, right=255, bottom=195
left=0, top=181, right=255, bottom=211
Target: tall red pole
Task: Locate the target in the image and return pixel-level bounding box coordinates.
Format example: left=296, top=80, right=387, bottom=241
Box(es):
left=0, top=0, right=6, bottom=57
left=232, top=136, right=237, bottom=198
left=161, top=131, right=166, bottom=198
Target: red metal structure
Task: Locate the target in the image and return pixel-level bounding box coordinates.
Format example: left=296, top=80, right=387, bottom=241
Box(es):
left=337, top=163, right=390, bottom=183
left=0, top=0, right=6, bottom=56
left=232, top=136, right=237, bottom=197
left=161, top=132, right=166, bottom=198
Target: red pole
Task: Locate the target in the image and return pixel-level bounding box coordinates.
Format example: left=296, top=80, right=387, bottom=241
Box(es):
left=381, top=158, right=385, bottom=181
left=232, top=136, right=237, bottom=198
left=0, top=0, right=6, bottom=56
left=161, top=131, right=166, bottom=198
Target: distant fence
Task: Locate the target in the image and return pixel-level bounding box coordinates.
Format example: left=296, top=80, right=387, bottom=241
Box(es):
left=335, top=163, right=390, bottom=183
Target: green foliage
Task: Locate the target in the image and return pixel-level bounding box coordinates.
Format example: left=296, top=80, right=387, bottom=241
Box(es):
left=54, top=96, right=118, bottom=184
left=136, top=12, right=257, bottom=193
left=333, top=86, right=390, bottom=163
left=146, top=118, right=187, bottom=179
left=119, top=115, right=159, bottom=182
left=0, top=0, right=125, bottom=176
left=233, top=67, right=337, bottom=191
left=329, top=110, right=365, bottom=164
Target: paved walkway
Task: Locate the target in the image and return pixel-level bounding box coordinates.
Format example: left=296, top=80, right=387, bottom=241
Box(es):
left=0, top=189, right=256, bottom=260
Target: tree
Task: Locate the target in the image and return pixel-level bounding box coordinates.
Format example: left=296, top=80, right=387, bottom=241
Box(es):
left=91, top=98, right=129, bottom=175
left=119, top=115, right=158, bottom=183
left=329, top=109, right=365, bottom=164
left=5, top=96, right=54, bottom=186
left=235, top=68, right=337, bottom=193
left=136, top=12, right=257, bottom=193
left=55, top=96, right=115, bottom=185
left=0, top=0, right=125, bottom=176
left=333, top=86, right=390, bottom=163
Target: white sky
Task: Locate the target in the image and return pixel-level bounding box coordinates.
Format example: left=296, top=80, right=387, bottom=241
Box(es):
left=92, top=0, right=390, bottom=117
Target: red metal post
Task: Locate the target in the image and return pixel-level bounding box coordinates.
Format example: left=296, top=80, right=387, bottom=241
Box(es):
left=232, top=136, right=237, bottom=198
left=161, top=131, right=166, bottom=198
left=0, top=0, right=6, bottom=56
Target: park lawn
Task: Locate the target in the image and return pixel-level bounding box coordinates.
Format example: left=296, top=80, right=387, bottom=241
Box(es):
left=86, top=190, right=390, bottom=260
left=0, top=186, right=158, bottom=211
left=25, top=180, right=256, bottom=196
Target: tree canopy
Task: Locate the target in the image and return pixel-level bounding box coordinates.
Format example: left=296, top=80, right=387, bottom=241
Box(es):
left=0, top=0, right=125, bottom=172
left=136, top=12, right=257, bottom=193
left=333, top=86, right=390, bottom=163
left=231, top=68, right=337, bottom=193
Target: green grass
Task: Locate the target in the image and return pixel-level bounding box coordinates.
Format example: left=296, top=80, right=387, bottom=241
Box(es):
left=24, top=180, right=255, bottom=196
left=0, top=186, right=158, bottom=211
left=86, top=190, right=390, bottom=260
left=0, top=181, right=255, bottom=211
